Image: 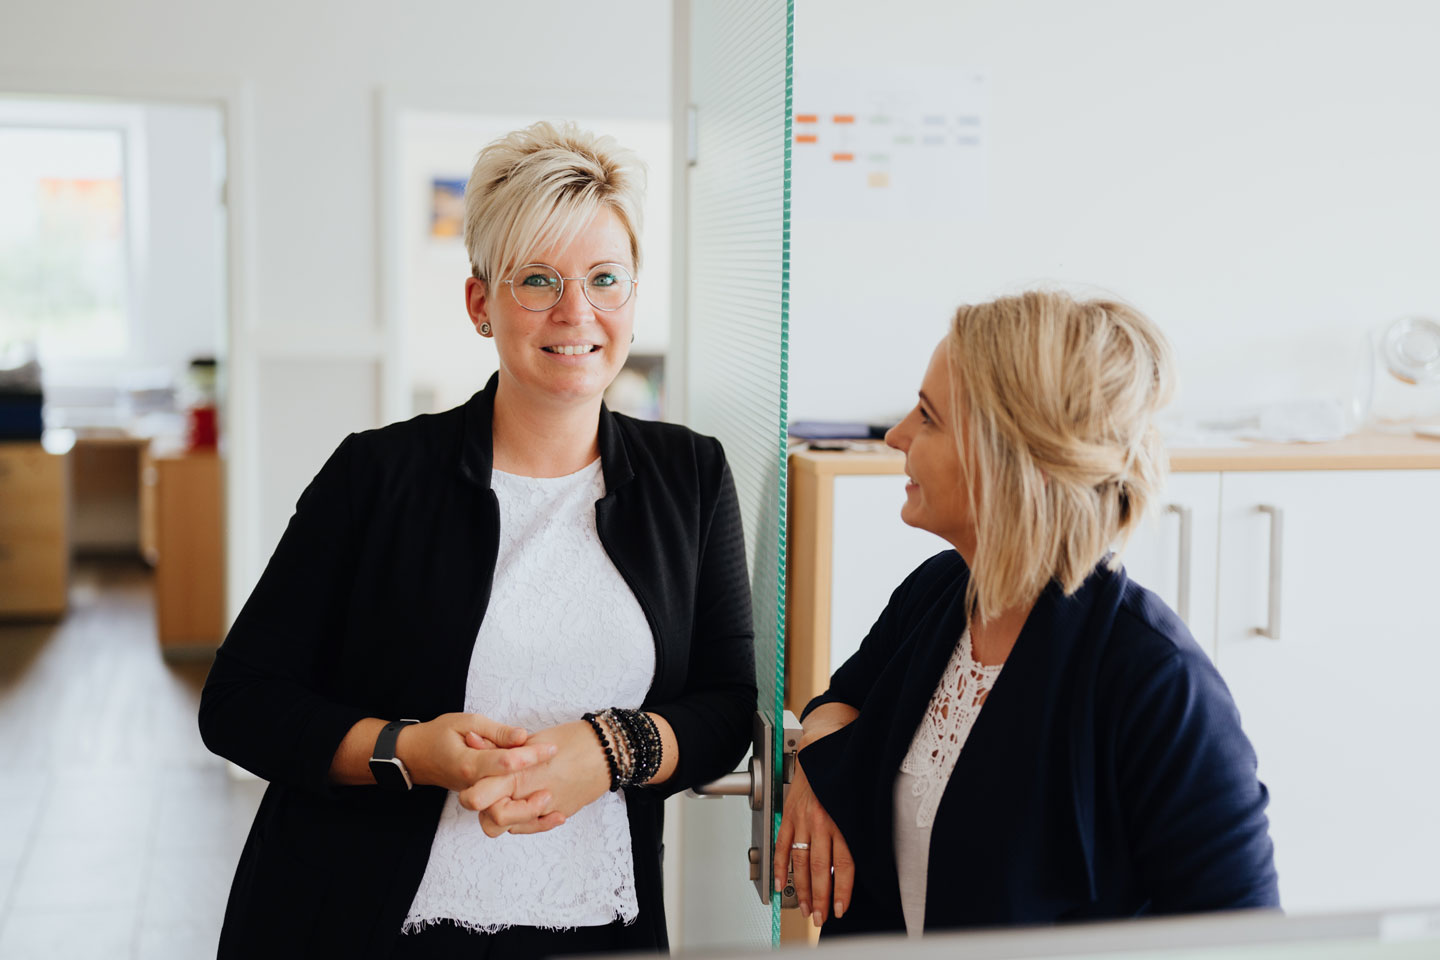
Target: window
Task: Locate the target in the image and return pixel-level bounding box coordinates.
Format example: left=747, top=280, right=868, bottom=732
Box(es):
left=0, top=126, right=131, bottom=361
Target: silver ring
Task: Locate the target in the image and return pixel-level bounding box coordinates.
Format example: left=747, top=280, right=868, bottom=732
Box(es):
left=792, top=842, right=810, bottom=850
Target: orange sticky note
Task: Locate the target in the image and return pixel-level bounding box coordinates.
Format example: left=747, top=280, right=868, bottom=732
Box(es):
left=833, top=114, right=856, bottom=124
left=832, top=152, right=854, bottom=162
left=795, top=114, right=819, bottom=124
left=795, top=134, right=819, bottom=144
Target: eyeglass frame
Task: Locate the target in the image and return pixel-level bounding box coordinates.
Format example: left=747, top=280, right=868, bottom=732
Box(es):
left=498, top=261, right=638, bottom=313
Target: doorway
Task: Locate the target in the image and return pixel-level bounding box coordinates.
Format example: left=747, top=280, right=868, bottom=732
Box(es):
left=0, top=92, right=257, bottom=957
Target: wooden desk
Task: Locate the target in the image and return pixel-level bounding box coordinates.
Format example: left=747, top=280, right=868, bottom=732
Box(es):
left=0, top=442, right=69, bottom=618
left=70, top=434, right=147, bottom=554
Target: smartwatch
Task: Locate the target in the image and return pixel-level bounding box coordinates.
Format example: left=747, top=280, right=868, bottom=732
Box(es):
left=369, top=719, right=420, bottom=791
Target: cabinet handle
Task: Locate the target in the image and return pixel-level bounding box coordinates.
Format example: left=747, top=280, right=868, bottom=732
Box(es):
left=1164, top=503, right=1193, bottom=623
left=1255, top=504, right=1283, bottom=639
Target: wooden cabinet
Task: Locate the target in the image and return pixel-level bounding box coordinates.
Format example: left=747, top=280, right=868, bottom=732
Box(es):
left=142, top=450, right=225, bottom=655
left=786, top=448, right=946, bottom=711
left=789, top=437, right=1440, bottom=917
left=0, top=442, right=69, bottom=618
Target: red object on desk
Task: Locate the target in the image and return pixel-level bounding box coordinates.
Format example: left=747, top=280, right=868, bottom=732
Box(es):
left=187, top=405, right=218, bottom=451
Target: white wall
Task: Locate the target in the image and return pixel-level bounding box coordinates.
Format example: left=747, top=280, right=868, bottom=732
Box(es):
left=787, top=0, right=1440, bottom=425
left=141, top=103, right=226, bottom=382
left=0, top=0, right=672, bottom=586
left=397, top=111, right=672, bottom=417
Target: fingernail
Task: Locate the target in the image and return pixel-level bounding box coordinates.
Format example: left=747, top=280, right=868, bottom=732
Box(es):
left=835, top=901, right=845, bottom=918
left=800, top=903, right=810, bottom=919
left=546, top=744, right=558, bottom=757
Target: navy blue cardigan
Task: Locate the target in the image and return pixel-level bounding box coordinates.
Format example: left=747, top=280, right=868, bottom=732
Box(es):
left=801, top=551, right=1278, bottom=936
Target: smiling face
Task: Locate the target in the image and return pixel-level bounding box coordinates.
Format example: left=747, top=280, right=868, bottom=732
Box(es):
left=885, top=339, right=975, bottom=554
left=466, top=206, right=635, bottom=412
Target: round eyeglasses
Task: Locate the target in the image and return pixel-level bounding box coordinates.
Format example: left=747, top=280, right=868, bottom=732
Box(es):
left=501, top=262, right=636, bottom=312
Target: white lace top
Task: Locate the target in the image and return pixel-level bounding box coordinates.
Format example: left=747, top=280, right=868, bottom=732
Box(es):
left=892, top=627, right=1003, bottom=935
left=403, top=459, right=655, bottom=934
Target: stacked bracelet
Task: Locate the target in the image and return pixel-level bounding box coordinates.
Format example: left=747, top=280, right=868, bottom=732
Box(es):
left=608, top=708, right=663, bottom=785
left=582, top=707, right=663, bottom=790
left=582, top=712, right=621, bottom=791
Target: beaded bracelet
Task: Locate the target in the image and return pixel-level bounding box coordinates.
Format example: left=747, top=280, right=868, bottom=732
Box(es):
left=582, top=711, right=621, bottom=791
left=601, top=710, right=634, bottom=784
left=628, top=710, right=662, bottom=784
left=603, top=707, right=663, bottom=786
left=585, top=708, right=663, bottom=789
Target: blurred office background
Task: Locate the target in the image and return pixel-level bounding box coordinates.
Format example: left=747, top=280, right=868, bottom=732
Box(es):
left=3, top=0, right=1440, bottom=957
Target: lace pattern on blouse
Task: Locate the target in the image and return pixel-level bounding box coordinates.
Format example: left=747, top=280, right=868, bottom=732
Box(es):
left=402, top=459, right=656, bottom=934
left=897, top=627, right=1002, bottom=829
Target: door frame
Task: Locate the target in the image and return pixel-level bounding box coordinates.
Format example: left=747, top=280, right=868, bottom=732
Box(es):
left=0, top=68, right=260, bottom=623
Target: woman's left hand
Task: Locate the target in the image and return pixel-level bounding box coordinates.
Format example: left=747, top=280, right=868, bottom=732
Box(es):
left=775, top=755, right=854, bottom=927
left=459, top=721, right=610, bottom=837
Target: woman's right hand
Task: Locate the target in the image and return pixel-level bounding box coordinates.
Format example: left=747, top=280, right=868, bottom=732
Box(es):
left=397, top=713, right=557, bottom=806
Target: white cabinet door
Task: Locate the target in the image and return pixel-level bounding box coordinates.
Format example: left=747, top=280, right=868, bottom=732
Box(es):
left=1215, top=470, right=1440, bottom=915
left=1119, top=472, right=1222, bottom=661
left=830, top=474, right=952, bottom=668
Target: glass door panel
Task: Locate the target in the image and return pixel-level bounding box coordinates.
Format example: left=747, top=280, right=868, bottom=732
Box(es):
left=677, top=0, right=794, bottom=949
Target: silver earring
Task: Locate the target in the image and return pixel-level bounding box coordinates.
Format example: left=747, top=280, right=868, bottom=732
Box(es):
left=480, top=322, right=492, bottom=337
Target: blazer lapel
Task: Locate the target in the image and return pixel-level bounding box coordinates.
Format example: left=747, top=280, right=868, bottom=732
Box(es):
left=866, top=566, right=972, bottom=914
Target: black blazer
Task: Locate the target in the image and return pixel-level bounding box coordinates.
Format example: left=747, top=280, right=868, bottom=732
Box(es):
left=801, top=551, right=1278, bottom=936
left=199, top=375, right=757, bottom=958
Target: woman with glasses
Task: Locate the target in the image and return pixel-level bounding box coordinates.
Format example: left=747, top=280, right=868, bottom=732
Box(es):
left=200, top=121, right=756, bottom=959
left=775, top=291, right=1278, bottom=937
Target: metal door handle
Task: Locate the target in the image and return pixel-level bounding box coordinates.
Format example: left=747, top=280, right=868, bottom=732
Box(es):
left=687, top=710, right=803, bottom=905
left=1165, top=503, right=1193, bottom=623
left=688, top=755, right=764, bottom=810
left=1255, top=504, right=1283, bottom=639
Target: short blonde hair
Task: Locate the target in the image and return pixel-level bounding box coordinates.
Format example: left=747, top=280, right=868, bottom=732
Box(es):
left=463, top=120, right=646, bottom=284
left=948, top=290, right=1176, bottom=622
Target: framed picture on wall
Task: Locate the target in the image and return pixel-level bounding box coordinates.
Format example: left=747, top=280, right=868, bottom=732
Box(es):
left=429, top=177, right=466, bottom=238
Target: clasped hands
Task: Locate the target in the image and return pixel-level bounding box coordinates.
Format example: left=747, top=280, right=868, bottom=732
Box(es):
left=399, top=712, right=610, bottom=838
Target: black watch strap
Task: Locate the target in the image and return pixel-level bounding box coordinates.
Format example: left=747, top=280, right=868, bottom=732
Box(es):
left=369, top=719, right=420, bottom=791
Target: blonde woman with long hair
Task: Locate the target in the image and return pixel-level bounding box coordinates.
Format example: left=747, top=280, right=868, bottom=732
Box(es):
left=776, top=291, right=1278, bottom=936
left=201, top=122, right=755, bottom=958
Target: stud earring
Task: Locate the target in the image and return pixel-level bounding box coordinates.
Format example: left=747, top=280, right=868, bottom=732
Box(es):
left=479, top=322, right=492, bottom=337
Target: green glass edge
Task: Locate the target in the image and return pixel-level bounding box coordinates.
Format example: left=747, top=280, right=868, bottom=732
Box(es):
left=773, top=0, right=796, bottom=945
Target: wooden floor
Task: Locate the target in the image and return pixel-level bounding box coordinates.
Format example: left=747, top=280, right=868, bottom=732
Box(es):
left=0, top=559, right=263, bottom=958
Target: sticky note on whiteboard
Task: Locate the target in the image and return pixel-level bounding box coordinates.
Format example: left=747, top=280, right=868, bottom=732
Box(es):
left=790, top=65, right=988, bottom=221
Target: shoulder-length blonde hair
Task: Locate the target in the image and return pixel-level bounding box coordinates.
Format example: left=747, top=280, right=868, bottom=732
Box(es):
left=949, top=290, right=1176, bottom=622
left=463, top=120, right=646, bottom=285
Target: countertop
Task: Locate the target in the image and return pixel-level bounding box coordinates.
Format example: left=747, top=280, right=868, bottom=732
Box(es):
left=790, top=430, right=1440, bottom=474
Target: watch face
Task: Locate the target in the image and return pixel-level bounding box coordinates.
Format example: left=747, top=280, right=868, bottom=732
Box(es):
left=369, top=757, right=413, bottom=791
